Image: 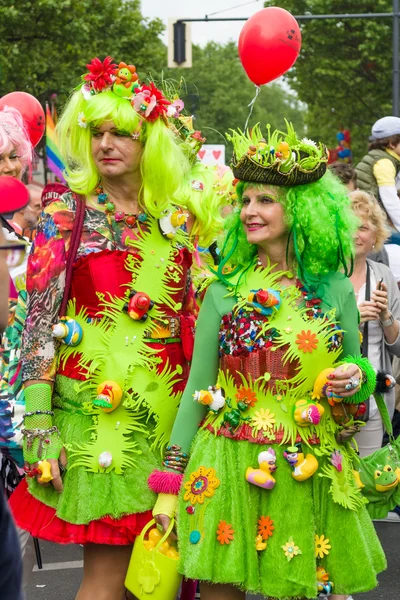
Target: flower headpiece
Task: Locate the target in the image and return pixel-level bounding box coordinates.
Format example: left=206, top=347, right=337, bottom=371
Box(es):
left=227, top=120, right=328, bottom=186
left=80, top=56, right=171, bottom=124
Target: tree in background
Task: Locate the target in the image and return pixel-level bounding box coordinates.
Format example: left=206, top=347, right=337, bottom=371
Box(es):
left=264, top=0, right=393, bottom=160
left=166, top=42, right=305, bottom=146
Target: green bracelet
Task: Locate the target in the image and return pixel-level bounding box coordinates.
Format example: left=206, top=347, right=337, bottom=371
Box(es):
left=340, top=355, right=376, bottom=405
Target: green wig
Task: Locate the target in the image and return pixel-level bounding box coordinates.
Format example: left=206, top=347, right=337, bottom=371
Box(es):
left=56, top=90, right=190, bottom=216
left=185, top=163, right=233, bottom=248
left=217, top=169, right=358, bottom=291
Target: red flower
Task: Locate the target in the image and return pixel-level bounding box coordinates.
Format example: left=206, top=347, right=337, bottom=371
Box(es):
left=27, top=232, right=65, bottom=294
left=84, top=56, right=117, bottom=92
left=133, top=83, right=170, bottom=122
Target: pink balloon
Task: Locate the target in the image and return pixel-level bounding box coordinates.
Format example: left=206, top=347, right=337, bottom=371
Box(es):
left=0, top=176, right=29, bottom=214
left=0, top=91, right=45, bottom=147
left=238, top=7, right=301, bottom=86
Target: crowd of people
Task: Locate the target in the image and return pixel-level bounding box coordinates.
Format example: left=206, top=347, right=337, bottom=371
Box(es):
left=0, top=56, right=400, bottom=600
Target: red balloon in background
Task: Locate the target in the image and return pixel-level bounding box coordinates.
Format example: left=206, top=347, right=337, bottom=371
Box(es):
left=0, top=176, right=30, bottom=215
left=0, top=91, right=45, bottom=147
left=238, top=7, right=301, bottom=86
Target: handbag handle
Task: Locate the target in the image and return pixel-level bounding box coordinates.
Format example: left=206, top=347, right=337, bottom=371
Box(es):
left=140, top=518, right=176, bottom=550
left=59, top=194, right=86, bottom=317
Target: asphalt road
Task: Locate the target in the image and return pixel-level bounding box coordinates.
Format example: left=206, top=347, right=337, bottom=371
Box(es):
left=26, top=521, right=399, bottom=600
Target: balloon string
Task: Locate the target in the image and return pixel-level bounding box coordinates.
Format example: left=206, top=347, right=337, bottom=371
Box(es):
left=244, top=85, right=261, bottom=131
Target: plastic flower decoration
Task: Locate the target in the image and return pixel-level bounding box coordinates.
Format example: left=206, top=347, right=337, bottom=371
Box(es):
left=236, top=386, right=258, bottom=407
left=251, top=408, right=276, bottom=431
left=258, top=516, right=274, bottom=540
left=184, top=466, right=220, bottom=505
left=84, top=56, right=117, bottom=92
left=166, top=98, right=185, bottom=118
left=330, top=450, right=343, bottom=472
left=315, top=534, right=331, bottom=559
left=282, top=536, right=302, bottom=561
left=133, top=83, right=170, bottom=122
left=216, top=521, right=235, bottom=545
left=77, top=112, right=87, bottom=129
left=295, top=330, right=319, bottom=353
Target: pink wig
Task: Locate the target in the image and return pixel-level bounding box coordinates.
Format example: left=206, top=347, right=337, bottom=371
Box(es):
left=0, top=106, right=33, bottom=173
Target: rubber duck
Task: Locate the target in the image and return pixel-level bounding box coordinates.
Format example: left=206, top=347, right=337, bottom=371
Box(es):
left=52, top=317, right=83, bottom=347
left=123, top=290, right=154, bottom=322
left=37, top=459, right=53, bottom=483
left=293, top=399, right=324, bottom=427
left=193, top=385, right=225, bottom=413
left=94, top=380, right=123, bottom=412
left=283, top=445, right=318, bottom=482
left=352, top=470, right=365, bottom=489
left=98, top=451, right=113, bottom=468
left=246, top=449, right=277, bottom=489
left=159, top=209, right=187, bottom=239
left=112, top=62, right=139, bottom=97
left=277, top=141, right=291, bottom=160
left=312, top=367, right=342, bottom=405
left=316, top=566, right=334, bottom=594
left=247, top=288, right=281, bottom=316
left=256, top=534, right=267, bottom=551
left=256, top=138, right=268, bottom=160
left=247, top=145, right=257, bottom=156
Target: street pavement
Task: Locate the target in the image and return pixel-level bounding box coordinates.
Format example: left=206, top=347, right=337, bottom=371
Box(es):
left=26, top=521, right=399, bottom=599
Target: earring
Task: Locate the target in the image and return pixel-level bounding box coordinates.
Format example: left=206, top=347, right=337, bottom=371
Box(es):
left=372, top=244, right=375, bottom=249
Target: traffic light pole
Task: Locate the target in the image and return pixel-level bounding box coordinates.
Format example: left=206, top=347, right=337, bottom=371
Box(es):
left=177, top=4, right=400, bottom=116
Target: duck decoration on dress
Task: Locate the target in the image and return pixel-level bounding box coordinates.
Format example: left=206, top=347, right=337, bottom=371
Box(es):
left=255, top=534, right=267, bottom=551
left=93, top=380, right=123, bottom=413
left=247, top=288, right=281, bottom=316
left=293, top=399, right=325, bottom=427
left=246, top=449, right=277, bottom=490
left=316, top=566, right=334, bottom=595
left=283, top=444, right=319, bottom=482
left=123, top=290, right=154, bottom=322
left=159, top=208, right=187, bottom=239
left=312, top=367, right=343, bottom=405
left=112, top=62, right=139, bottom=97
left=193, top=385, right=225, bottom=413
left=52, top=317, right=83, bottom=347
left=37, top=459, right=53, bottom=483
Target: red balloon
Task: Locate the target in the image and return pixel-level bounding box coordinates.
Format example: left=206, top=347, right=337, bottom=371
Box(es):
left=238, top=7, right=301, bottom=86
left=0, top=91, right=45, bottom=147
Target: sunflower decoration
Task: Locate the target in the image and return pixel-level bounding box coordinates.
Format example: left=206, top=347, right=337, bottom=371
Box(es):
left=184, top=466, right=220, bottom=505
left=236, top=386, right=258, bottom=408
left=216, top=520, right=235, bottom=545
left=315, top=534, right=331, bottom=559
left=258, top=516, right=274, bottom=540
left=251, top=408, right=276, bottom=431
left=281, top=536, right=302, bottom=561
left=295, top=330, right=319, bottom=354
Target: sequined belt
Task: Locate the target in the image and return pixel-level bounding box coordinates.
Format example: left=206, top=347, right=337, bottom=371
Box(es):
left=146, top=316, right=181, bottom=340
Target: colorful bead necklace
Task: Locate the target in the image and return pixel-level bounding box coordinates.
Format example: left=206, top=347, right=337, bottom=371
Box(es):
left=96, top=186, right=147, bottom=228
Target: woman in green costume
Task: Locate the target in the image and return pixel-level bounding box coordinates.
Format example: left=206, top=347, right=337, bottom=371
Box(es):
left=9, top=57, right=227, bottom=600
left=150, top=123, right=387, bottom=600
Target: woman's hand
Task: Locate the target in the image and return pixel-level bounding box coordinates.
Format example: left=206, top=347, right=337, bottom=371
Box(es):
left=327, top=363, right=362, bottom=398
left=154, top=514, right=177, bottom=542
left=371, top=281, right=390, bottom=321
left=24, top=447, right=67, bottom=493
left=358, top=300, right=381, bottom=323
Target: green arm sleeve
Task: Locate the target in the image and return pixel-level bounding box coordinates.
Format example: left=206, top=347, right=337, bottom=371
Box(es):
left=338, top=286, right=362, bottom=358
left=169, top=283, right=225, bottom=454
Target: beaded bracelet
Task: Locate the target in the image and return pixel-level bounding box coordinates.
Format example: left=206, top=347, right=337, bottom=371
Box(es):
left=162, top=444, right=189, bottom=474
left=24, top=410, right=54, bottom=419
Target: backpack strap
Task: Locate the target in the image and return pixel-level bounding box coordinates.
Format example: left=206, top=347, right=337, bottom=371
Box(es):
left=59, top=194, right=86, bottom=317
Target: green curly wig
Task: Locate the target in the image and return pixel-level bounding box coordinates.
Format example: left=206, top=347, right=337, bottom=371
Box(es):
left=217, top=169, right=358, bottom=291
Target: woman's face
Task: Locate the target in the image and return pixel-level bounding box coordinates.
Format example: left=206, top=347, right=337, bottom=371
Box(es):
left=354, top=217, right=376, bottom=258
left=0, top=146, right=23, bottom=180
left=240, top=185, right=288, bottom=248
left=91, top=120, right=142, bottom=181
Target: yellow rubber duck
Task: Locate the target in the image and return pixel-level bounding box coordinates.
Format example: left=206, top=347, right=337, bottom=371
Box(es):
left=246, top=449, right=277, bottom=490
left=37, top=460, right=53, bottom=483
left=94, top=380, right=123, bottom=413
left=283, top=446, right=318, bottom=482
left=256, top=534, right=267, bottom=551
left=277, top=141, right=290, bottom=159
left=293, top=399, right=324, bottom=427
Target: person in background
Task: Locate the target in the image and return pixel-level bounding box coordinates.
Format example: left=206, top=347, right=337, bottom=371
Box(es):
left=329, top=161, right=358, bottom=191
left=356, top=117, right=400, bottom=280
left=349, top=190, right=400, bottom=452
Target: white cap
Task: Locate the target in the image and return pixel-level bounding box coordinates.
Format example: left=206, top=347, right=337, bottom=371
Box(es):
left=371, top=116, right=400, bottom=140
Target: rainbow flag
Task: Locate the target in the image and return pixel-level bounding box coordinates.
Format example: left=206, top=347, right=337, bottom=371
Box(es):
left=46, top=104, right=66, bottom=182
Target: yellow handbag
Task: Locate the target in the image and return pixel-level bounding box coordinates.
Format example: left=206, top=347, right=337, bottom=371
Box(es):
left=125, top=518, right=182, bottom=600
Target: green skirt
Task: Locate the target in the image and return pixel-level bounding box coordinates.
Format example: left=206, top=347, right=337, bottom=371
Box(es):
left=177, top=429, right=386, bottom=598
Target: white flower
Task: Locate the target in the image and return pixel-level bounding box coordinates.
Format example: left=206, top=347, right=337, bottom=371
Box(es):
left=301, top=137, right=318, bottom=147
left=80, top=84, right=92, bottom=100
left=77, top=112, right=88, bottom=129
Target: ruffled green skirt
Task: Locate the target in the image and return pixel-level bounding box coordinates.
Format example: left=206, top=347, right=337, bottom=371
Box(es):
left=177, top=429, right=386, bottom=598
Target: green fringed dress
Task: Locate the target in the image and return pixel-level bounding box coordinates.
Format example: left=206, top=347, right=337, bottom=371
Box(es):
left=169, top=268, right=386, bottom=599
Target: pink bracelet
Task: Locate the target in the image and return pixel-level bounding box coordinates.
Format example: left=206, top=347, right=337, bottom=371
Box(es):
left=148, top=469, right=184, bottom=495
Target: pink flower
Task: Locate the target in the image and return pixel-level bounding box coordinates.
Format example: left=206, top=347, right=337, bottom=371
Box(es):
left=330, top=450, right=343, bottom=472
left=133, top=90, right=157, bottom=118
left=166, top=99, right=185, bottom=118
